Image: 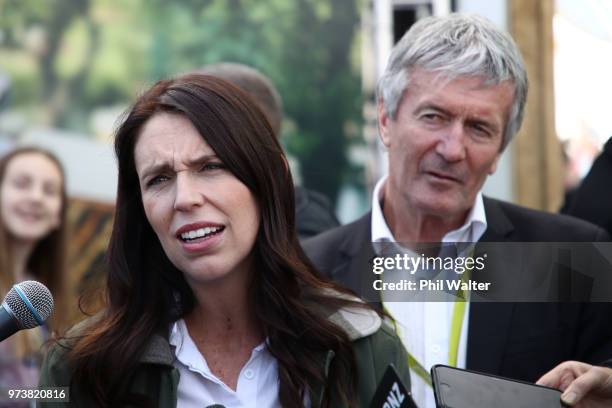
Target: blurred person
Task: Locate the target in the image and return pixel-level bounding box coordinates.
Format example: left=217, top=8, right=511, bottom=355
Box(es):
left=537, top=361, right=612, bottom=407
left=39, top=74, right=410, bottom=407
left=0, top=147, right=68, bottom=402
left=303, top=13, right=612, bottom=408
left=196, top=62, right=340, bottom=238
left=563, top=136, right=612, bottom=236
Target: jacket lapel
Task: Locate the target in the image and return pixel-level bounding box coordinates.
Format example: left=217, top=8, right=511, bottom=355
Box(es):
left=467, top=197, right=515, bottom=373
left=466, top=302, right=514, bottom=373
left=308, top=302, right=382, bottom=408
left=139, top=333, right=176, bottom=365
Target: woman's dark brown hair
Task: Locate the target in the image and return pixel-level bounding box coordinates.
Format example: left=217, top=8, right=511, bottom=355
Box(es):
left=0, top=146, right=69, bottom=341
left=68, top=74, right=367, bottom=406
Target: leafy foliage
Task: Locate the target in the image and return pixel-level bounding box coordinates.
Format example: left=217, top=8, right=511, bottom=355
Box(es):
left=0, top=0, right=364, bottom=203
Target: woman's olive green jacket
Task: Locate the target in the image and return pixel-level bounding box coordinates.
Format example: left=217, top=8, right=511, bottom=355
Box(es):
left=39, top=306, right=411, bottom=407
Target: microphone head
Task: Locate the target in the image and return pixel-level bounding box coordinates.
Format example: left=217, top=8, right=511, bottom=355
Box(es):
left=2, top=280, right=54, bottom=329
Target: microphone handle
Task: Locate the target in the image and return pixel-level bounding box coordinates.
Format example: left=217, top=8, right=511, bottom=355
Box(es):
left=0, top=305, right=20, bottom=342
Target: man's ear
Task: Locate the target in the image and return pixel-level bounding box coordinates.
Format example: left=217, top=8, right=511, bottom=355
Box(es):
left=378, top=99, right=392, bottom=148
left=488, top=153, right=502, bottom=175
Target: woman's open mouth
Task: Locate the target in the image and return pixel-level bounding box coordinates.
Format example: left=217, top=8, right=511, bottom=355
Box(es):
left=179, top=226, right=225, bottom=242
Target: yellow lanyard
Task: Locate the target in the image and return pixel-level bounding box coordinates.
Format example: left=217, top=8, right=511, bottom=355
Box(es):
left=382, top=249, right=472, bottom=387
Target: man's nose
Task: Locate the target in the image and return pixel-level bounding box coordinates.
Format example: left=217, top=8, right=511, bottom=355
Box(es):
left=436, top=122, right=467, bottom=162
left=173, top=172, right=204, bottom=211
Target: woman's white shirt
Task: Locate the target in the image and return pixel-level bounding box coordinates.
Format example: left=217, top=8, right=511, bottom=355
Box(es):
left=170, top=319, right=282, bottom=408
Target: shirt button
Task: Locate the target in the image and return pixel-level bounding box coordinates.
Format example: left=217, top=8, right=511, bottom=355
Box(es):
left=432, top=344, right=441, bottom=353
left=244, top=369, right=255, bottom=380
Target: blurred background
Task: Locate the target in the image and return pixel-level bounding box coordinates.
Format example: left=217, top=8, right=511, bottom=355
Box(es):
left=0, top=0, right=610, bottom=319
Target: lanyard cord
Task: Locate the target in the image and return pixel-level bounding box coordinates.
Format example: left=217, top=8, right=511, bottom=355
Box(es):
left=382, top=247, right=473, bottom=387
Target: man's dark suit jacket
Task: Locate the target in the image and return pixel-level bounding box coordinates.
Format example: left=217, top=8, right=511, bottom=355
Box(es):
left=302, top=197, right=612, bottom=383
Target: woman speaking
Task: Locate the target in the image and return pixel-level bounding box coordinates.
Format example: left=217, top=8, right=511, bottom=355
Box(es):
left=40, top=74, right=410, bottom=407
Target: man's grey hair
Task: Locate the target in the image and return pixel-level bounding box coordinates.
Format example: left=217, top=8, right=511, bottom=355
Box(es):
left=377, top=13, right=528, bottom=150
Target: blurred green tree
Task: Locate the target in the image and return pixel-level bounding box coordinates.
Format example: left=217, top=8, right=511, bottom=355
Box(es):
left=0, top=0, right=364, bottom=205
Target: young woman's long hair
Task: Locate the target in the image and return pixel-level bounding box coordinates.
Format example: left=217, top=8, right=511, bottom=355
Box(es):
left=68, top=75, right=367, bottom=407
left=0, top=147, right=69, bottom=352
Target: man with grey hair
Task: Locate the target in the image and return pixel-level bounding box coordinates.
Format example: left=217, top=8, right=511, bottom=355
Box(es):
left=304, top=13, right=612, bottom=408
left=197, top=62, right=340, bottom=238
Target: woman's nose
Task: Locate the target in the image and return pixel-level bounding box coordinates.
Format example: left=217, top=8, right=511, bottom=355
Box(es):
left=173, top=172, right=205, bottom=211
left=26, top=184, right=46, bottom=203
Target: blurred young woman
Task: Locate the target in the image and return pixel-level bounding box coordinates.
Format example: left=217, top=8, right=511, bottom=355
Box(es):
left=0, top=147, right=68, bottom=392
left=39, top=75, right=410, bottom=407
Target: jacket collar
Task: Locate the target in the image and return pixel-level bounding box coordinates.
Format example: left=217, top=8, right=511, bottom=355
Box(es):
left=140, top=333, right=175, bottom=366
left=604, top=136, right=612, bottom=158
left=137, top=302, right=380, bottom=408
left=337, top=212, right=372, bottom=258
left=468, top=197, right=516, bottom=373
left=136, top=295, right=382, bottom=365
left=63, top=314, right=179, bottom=368
left=480, top=196, right=515, bottom=241
left=315, top=290, right=382, bottom=340
left=307, top=297, right=382, bottom=408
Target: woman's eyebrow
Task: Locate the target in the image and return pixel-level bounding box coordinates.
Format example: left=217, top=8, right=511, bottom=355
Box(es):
left=184, top=154, right=218, bottom=166
left=139, top=162, right=172, bottom=180
left=139, top=154, right=219, bottom=179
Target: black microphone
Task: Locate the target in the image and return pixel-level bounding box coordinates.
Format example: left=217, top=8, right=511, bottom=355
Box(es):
left=370, top=364, right=418, bottom=408
left=0, top=280, right=54, bottom=342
